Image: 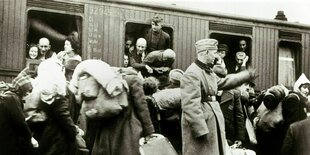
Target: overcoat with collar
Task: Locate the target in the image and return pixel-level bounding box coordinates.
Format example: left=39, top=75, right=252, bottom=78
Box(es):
left=181, top=59, right=252, bottom=155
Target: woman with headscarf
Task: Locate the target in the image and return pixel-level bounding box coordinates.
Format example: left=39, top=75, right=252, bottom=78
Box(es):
left=0, top=69, right=39, bottom=155
left=282, top=73, right=310, bottom=136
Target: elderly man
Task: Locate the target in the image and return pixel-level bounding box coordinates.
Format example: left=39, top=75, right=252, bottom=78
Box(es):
left=129, top=38, right=153, bottom=75
left=37, top=37, right=56, bottom=60
left=180, top=38, right=256, bottom=155
left=227, top=51, right=249, bottom=74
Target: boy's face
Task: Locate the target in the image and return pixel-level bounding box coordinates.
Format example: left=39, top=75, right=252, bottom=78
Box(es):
left=125, top=40, right=132, bottom=49
left=151, top=21, right=162, bottom=32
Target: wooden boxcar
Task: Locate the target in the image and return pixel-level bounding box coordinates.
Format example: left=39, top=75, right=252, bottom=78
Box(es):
left=1, top=0, right=310, bottom=90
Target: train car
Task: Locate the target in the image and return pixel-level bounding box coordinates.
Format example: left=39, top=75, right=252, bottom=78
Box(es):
left=1, top=0, right=310, bottom=91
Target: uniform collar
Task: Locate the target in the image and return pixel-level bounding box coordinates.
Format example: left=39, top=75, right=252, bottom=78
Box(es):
left=195, top=59, right=213, bottom=73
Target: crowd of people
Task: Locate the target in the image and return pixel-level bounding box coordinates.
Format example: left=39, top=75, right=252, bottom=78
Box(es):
left=1, top=14, right=310, bottom=155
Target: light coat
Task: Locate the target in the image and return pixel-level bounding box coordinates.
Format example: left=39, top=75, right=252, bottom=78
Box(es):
left=181, top=60, right=253, bottom=155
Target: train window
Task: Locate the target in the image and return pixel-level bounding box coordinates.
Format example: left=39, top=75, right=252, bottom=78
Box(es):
left=278, top=41, right=301, bottom=89
left=124, top=22, right=173, bottom=53
left=26, top=10, right=82, bottom=57
left=210, top=33, right=251, bottom=73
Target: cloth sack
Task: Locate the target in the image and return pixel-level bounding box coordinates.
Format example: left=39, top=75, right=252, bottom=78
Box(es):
left=75, top=134, right=89, bottom=154
left=81, top=75, right=128, bottom=119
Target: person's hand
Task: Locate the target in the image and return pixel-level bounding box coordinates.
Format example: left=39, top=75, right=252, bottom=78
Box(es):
left=253, top=117, right=260, bottom=129
left=145, top=133, right=157, bottom=142
left=154, top=68, right=163, bottom=74
left=197, top=134, right=208, bottom=141
left=244, top=55, right=249, bottom=63
left=145, top=65, right=153, bottom=73
left=85, top=109, right=98, bottom=118
left=234, top=140, right=242, bottom=148
left=31, top=137, right=39, bottom=148
left=76, top=125, right=85, bottom=136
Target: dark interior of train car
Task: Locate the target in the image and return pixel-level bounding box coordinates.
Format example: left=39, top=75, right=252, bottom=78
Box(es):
left=125, top=22, right=173, bottom=52
left=27, top=10, right=82, bottom=55
left=210, top=33, right=252, bottom=65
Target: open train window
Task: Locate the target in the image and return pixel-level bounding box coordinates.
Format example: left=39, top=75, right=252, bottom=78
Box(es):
left=278, top=41, right=301, bottom=90
left=210, top=33, right=252, bottom=62
left=124, top=22, right=173, bottom=53
left=26, top=10, right=82, bottom=57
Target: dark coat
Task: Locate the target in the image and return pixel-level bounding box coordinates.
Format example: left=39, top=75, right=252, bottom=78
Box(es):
left=67, top=86, right=81, bottom=124
left=86, top=72, right=155, bottom=155
left=225, top=58, right=246, bottom=74
left=31, top=97, right=77, bottom=155
left=0, top=91, right=33, bottom=155
left=281, top=118, right=310, bottom=155
left=180, top=59, right=253, bottom=155
left=145, top=29, right=170, bottom=52
left=282, top=92, right=307, bottom=134
left=129, top=48, right=148, bottom=74
left=219, top=89, right=245, bottom=145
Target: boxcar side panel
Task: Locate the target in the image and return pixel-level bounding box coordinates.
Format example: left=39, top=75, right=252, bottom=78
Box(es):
left=302, top=33, right=310, bottom=77
left=252, top=26, right=278, bottom=90
left=0, top=0, right=26, bottom=82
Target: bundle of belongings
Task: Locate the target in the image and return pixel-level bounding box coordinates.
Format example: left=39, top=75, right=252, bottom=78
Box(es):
left=69, top=60, right=129, bottom=120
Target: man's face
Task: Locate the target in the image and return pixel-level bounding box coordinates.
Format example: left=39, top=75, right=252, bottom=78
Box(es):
left=205, top=49, right=217, bottom=64
left=236, top=57, right=244, bottom=65
left=151, top=21, right=162, bottom=32
left=38, top=40, right=51, bottom=54
left=136, top=42, right=146, bottom=53
left=239, top=40, right=247, bottom=51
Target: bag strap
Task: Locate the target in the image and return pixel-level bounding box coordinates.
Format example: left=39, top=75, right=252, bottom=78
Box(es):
left=242, top=104, right=250, bottom=119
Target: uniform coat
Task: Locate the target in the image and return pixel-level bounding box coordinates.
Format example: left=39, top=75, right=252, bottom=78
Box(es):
left=181, top=59, right=253, bottom=155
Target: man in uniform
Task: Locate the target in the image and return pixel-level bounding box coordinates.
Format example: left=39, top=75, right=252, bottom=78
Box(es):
left=180, top=38, right=256, bottom=155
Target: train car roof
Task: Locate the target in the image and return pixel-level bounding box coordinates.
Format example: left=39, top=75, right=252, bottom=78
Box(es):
left=102, top=0, right=310, bottom=30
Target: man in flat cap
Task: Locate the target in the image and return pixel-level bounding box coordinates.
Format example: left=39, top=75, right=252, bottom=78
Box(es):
left=230, top=51, right=249, bottom=73
left=180, top=38, right=256, bottom=155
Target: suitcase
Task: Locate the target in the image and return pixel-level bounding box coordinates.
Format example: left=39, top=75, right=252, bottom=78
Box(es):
left=139, top=134, right=178, bottom=155
left=229, top=148, right=256, bottom=155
